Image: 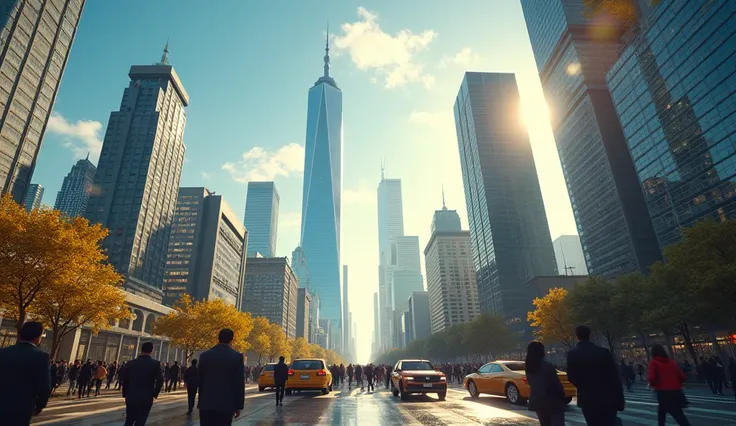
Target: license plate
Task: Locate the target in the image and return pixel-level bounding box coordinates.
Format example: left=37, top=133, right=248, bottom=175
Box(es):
left=300, top=374, right=310, bottom=380
left=423, top=383, right=432, bottom=388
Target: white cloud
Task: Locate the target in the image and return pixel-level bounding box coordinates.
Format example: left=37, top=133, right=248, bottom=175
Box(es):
left=280, top=211, right=301, bottom=229
left=222, top=143, right=304, bottom=183
left=409, top=110, right=454, bottom=131
left=201, top=171, right=211, bottom=181
left=438, top=47, right=480, bottom=68
left=46, top=112, right=103, bottom=162
left=343, top=184, right=375, bottom=205
left=334, top=7, right=437, bottom=88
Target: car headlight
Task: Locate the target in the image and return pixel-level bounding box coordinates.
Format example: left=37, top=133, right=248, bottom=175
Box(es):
left=404, top=376, right=414, bottom=381
left=440, top=377, right=446, bottom=381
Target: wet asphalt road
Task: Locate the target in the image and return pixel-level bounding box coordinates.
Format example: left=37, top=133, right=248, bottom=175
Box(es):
left=32, top=382, right=736, bottom=425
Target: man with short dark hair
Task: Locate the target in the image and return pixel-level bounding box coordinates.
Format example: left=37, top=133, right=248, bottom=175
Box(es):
left=273, top=356, right=289, bottom=406
left=122, top=342, right=163, bottom=426
left=567, top=325, right=624, bottom=426
left=183, top=359, right=199, bottom=415
left=198, top=328, right=245, bottom=425
left=0, top=321, right=51, bottom=425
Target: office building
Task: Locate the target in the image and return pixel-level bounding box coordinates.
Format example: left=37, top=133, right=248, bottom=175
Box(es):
left=291, top=246, right=310, bottom=289
left=607, top=0, right=736, bottom=249
left=431, top=190, right=462, bottom=234
left=553, top=235, right=588, bottom=276
left=85, top=47, right=188, bottom=301
left=424, top=203, right=480, bottom=333
left=392, top=309, right=405, bottom=349
left=372, top=292, right=379, bottom=355
left=299, top=31, right=343, bottom=337
left=162, top=188, right=247, bottom=308
left=342, top=265, right=349, bottom=357
left=377, top=174, right=404, bottom=351
left=408, top=291, right=430, bottom=342
left=454, top=72, right=558, bottom=316
left=402, top=311, right=413, bottom=347
left=53, top=155, right=96, bottom=217
left=23, top=182, right=42, bottom=211
left=243, top=181, right=279, bottom=257
left=296, top=287, right=311, bottom=340
left=520, top=0, right=661, bottom=278
left=242, top=257, right=298, bottom=339
left=0, top=0, right=85, bottom=203
left=309, top=291, right=320, bottom=344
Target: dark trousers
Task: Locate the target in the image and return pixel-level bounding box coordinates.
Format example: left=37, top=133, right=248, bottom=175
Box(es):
left=385, top=376, right=390, bottom=389
left=199, top=409, right=233, bottom=426
left=537, top=410, right=565, bottom=426
left=94, top=379, right=103, bottom=395
left=124, top=402, right=153, bottom=426
left=166, top=380, right=177, bottom=392
left=0, top=411, right=32, bottom=426
left=348, top=376, right=352, bottom=387
left=581, top=408, right=619, bottom=426
left=187, top=387, right=197, bottom=412
left=106, top=377, right=113, bottom=389
left=713, top=378, right=724, bottom=394
left=67, top=379, right=77, bottom=395
left=275, top=383, right=285, bottom=403
left=656, top=390, right=692, bottom=426
left=367, top=378, right=374, bottom=392
left=77, top=380, right=89, bottom=398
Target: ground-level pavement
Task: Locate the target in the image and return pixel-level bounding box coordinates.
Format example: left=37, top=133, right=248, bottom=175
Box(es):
left=32, top=382, right=736, bottom=425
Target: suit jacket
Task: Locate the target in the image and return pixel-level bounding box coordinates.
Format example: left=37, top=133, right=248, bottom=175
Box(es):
left=78, top=363, right=93, bottom=382
left=273, top=362, right=289, bottom=385
left=0, top=342, right=51, bottom=415
left=122, top=355, right=163, bottom=405
left=197, top=344, right=245, bottom=413
left=527, top=360, right=565, bottom=413
left=183, top=366, right=199, bottom=388
left=567, top=341, right=624, bottom=411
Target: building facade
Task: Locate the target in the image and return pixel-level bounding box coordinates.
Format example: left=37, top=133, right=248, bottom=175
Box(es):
left=23, top=182, right=42, bottom=211
left=454, top=72, right=558, bottom=316
left=242, top=257, right=298, bottom=339
left=85, top=50, right=188, bottom=302
left=243, top=181, right=279, bottom=257
left=607, top=0, right=736, bottom=250
left=162, top=188, right=247, bottom=308
left=377, top=176, right=404, bottom=351
left=300, top=33, right=343, bottom=336
left=296, top=287, right=311, bottom=340
left=408, top=291, right=430, bottom=342
left=520, top=0, right=662, bottom=278
left=53, top=156, right=96, bottom=217
left=552, top=235, right=588, bottom=275
left=342, top=264, right=349, bottom=357
left=0, top=0, right=85, bottom=203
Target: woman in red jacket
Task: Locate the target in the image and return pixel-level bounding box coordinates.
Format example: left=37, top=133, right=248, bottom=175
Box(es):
left=648, top=344, right=692, bottom=426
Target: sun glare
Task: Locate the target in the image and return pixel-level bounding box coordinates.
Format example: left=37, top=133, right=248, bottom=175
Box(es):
left=521, top=97, right=552, bottom=135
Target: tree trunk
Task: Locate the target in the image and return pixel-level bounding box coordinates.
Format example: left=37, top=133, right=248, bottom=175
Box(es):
left=679, top=324, right=699, bottom=363
left=638, top=330, right=651, bottom=361
left=14, top=307, right=26, bottom=341
left=49, top=328, right=63, bottom=361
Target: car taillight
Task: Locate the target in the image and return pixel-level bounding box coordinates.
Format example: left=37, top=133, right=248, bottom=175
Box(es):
left=522, top=376, right=528, bottom=384
left=316, top=370, right=327, bottom=376
left=288, top=369, right=295, bottom=376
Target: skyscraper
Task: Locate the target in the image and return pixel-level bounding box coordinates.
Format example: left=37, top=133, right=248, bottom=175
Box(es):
left=23, top=182, right=42, bottom=211
left=299, top=31, right=343, bottom=335
left=553, top=235, right=588, bottom=276
left=243, top=257, right=298, bottom=339
left=424, top=203, right=480, bottom=333
left=376, top=174, right=404, bottom=350
left=296, top=287, right=311, bottom=340
left=291, top=246, right=310, bottom=289
left=520, top=0, right=661, bottom=277
left=408, top=291, right=430, bottom=342
left=54, top=155, right=96, bottom=217
left=342, top=264, right=349, bottom=358
left=243, top=181, right=279, bottom=257
left=85, top=46, right=188, bottom=301
left=163, top=188, right=248, bottom=308
left=607, top=0, right=736, bottom=249
left=454, top=72, right=558, bottom=316
left=0, top=0, right=85, bottom=203
left=372, top=292, right=379, bottom=356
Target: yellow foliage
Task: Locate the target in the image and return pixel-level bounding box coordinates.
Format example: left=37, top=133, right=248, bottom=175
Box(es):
left=290, top=337, right=311, bottom=360
left=527, top=287, right=577, bottom=350
left=152, top=295, right=253, bottom=360
left=248, top=317, right=272, bottom=363
left=265, top=323, right=289, bottom=362
left=309, top=344, right=326, bottom=359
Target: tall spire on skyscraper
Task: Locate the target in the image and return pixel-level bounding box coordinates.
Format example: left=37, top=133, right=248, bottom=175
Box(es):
left=157, top=38, right=169, bottom=65
left=323, top=22, right=330, bottom=78
left=381, top=158, right=385, bottom=181
left=442, top=185, right=447, bottom=210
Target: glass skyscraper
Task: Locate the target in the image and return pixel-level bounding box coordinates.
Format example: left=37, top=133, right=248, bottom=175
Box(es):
left=0, top=0, right=85, bottom=203
left=243, top=181, right=279, bottom=257
left=54, top=155, right=96, bottom=217
left=23, top=182, right=42, bottom=211
left=520, top=0, right=662, bottom=278
left=86, top=46, right=188, bottom=302
left=454, top=72, right=558, bottom=316
left=376, top=175, right=403, bottom=351
left=300, top=33, right=343, bottom=332
left=607, top=0, right=736, bottom=249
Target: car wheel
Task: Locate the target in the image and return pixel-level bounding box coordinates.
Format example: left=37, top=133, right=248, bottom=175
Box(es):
left=258, top=386, right=264, bottom=392
left=399, top=382, right=409, bottom=401
left=505, top=383, right=526, bottom=405
left=437, top=391, right=447, bottom=401
left=321, top=387, right=329, bottom=395
left=329, top=382, right=333, bottom=392
left=564, top=396, right=573, bottom=405
left=391, top=382, right=399, bottom=397
left=468, top=380, right=479, bottom=398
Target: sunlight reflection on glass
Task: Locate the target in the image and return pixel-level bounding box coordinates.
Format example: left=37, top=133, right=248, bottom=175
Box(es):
left=566, top=62, right=581, bottom=76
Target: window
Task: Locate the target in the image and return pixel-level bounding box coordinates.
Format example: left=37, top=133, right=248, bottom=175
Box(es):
left=478, top=364, right=493, bottom=374
left=504, top=362, right=526, bottom=371
left=290, top=360, right=324, bottom=370
left=401, top=361, right=434, bottom=371
left=489, top=364, right=504, bottom=373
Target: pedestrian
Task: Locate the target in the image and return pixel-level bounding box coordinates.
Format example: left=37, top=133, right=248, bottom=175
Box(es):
left=0, top=321, right=51, bottom=426
left=49, top=361, right=58, bottom=397
left=339, top=363, right=345, bottom=386
left=637, top=363, right=645, bottom=381
left=162, top=363, right=170, bottom=393
left=729, top=358, right=736, bottom=402
left=712, top=357, right=725, bottom=395
left=168, top=361, right=180, bottom=392
left=183, top=359, right=199, bottom=415
left=355, top=364, right=364, bottom=391
left=116, top=362, right=127, bottom=390
left=78, top=360, right=93, bottom=399
left=106, top=361, right=118, bottom=389
left=94, top=360, right=107, bottom=396
left=526, top=341, right=565, bottom=426
left=567, top=325, right=624, bottom=426
left=273, top=356, right=289, bottom=406
left=385, top=364, right=393, bottom=389
left=197, top=328, right=245, bottom=426
left=365, top=363, right=375, bottom=392
left=56, top=360, right=67, bottom=392
left=700, top=357, right=714, bottom=393
left=67, top=360, right=80, bottom=397
left=122, top=342, right=163, bottom=426
left=648, top=344, right=692, bottom=426
left=346, top=364, right=354, bottom=389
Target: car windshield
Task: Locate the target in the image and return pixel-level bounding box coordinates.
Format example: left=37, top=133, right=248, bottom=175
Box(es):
left=264, top=365, right=275, bottom=371
left=504, top=363, right=526, bottom=371
left=402, top=361, right=434, bottom=371
left=291, top=360, right=324, bottom=370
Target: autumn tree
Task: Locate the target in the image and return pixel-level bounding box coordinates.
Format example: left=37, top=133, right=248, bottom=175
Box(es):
left=613, top=272, right=654, bottom=358
left=290, top=337, right=311, bottom=360
left=464, top=313, right=517, bottom=359
left=265, top=323, right=289, bottom=362
left=527, top=288, right=577, bottom=350
left=248, top=317, right=272, bottom=364
left=153, top=295, right=253, bottom=361
left=310, top=344, right=327, bottom=359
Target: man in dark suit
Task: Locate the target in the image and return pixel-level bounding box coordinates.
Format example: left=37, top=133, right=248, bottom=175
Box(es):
left=198, top=328, right=245, bottom=425
left=567, top=325, right=624, bottom=426
left=183, top=359, right=199, bottom=415
left=0, top=321, right=51, bottom=426
left=122, top=342, right=163, bottom=426
left=273, top=356, right=289, bottom=406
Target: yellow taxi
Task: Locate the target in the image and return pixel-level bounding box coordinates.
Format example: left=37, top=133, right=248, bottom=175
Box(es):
left=285, top=359, right=333, bottom=395
left=463, top=360, right=576, bottom=405
left=390, top=359, right=447, bottom=401
left=257, top=363, right=278, bottom=392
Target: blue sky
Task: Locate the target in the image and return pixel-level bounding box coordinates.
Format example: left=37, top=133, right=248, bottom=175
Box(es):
left=34, top=0, right=577, bottom=361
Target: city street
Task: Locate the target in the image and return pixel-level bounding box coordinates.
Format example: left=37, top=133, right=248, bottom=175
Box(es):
left=32, top=383, right=736, bottom=425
